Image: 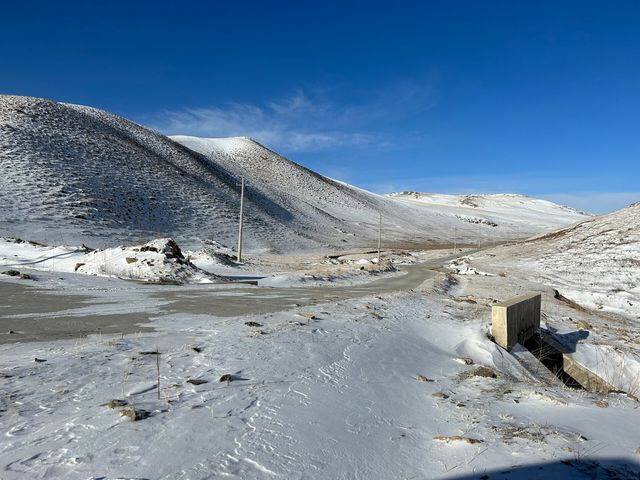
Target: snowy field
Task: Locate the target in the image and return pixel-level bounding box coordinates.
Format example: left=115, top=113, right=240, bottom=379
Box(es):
left=1, top=245, right=639, bottom=479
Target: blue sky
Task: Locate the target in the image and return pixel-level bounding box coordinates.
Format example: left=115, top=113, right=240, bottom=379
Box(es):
left=2, top=1, right=639, bottom=213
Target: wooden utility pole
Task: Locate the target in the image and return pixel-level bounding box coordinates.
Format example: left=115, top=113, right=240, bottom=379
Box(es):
left=377, top=213, right=382, bottom=263
left=237, top=178, right=245, bottom=262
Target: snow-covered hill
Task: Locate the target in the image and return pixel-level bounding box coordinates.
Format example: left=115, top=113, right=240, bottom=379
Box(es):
left=388, top=191, right=590, bottom=233
left=0, top=95, right=318, bottom=252
left=0, top=95, right=589, bottom=252
left=469, top=203, right=640, bottom=320
left=170, top=137, right=591, bottom=247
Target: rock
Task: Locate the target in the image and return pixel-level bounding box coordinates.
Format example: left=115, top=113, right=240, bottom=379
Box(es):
left=244, top=321, right=263, bottom=327
left=104, top=399, right=128, bottom=409
left=125, top=257, right=138, bottom=264
left=416, top=374, right=433, bottom=382
left=473, top=366, right=497, bottom=378
left=432, top=392, right=450, bottom=400
left=33, top=358, right=47, bottom=363
left=74, top=262, right=85, bottom=271
left=120, top=408, right=151, bottom=421
left=3, top=269, right=33, bottom=280
left=219, top=374, right=233, bottom=383
left=593, top=399, right=609, bottom=408
left=163, top=239, right=185, bottom=261
left=187, top=379, right=208, bottom=385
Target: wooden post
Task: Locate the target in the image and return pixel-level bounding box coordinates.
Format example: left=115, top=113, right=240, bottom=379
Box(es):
left=377, top=213, right=382, bottom=263
left=237, top=177, right=244, bottom=262
left=156, top=348, right=161, bottom=400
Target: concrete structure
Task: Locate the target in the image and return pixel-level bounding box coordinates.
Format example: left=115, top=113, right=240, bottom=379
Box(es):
left=492, top=293, right=541, bottom=350
left=510, top=344, right=563, bottom=386
left=563, top=355, right=616, bottom=394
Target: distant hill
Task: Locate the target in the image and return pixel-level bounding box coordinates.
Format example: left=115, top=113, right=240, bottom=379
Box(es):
left=474, top=203, right=640, bottom=319
left=0, top=95, right=589, bottom=252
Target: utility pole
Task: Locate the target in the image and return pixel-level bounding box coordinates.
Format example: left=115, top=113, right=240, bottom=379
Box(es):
left=377, top=213, right=382, bottom=263
left=237, top=177, right=245, bottom=262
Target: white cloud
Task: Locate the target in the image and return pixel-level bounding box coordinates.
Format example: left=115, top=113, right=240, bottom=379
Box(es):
left=148, top=80, right=439, bottom=152
left=150, top=90, right=376, bottom=152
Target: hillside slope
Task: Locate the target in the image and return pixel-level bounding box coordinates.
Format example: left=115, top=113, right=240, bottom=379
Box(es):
left=171, top=136, right=590, bottom=248
left=388, top=191, right=589, bottom=234
left=0, top=95, right=316, bottom=251
left=1, top=95, right=589, bottom=252
left=469, top=203, right=640, bottom=319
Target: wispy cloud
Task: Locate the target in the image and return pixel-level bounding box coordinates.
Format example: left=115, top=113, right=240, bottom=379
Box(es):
left=148, top=79, right=439, bottom=152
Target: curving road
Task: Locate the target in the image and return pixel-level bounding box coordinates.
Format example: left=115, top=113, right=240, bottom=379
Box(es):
left=0, top=250, right=473, bottom=343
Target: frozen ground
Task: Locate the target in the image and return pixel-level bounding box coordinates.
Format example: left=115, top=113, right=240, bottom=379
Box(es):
left=1, top=245, right=639, bottom=479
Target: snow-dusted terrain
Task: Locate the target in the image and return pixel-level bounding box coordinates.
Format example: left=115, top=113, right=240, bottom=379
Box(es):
left=0, top=237, right=217, bottom=284
left=1, top=95, right=588, bottom=254
left=389, top=191, right=589, bottom=235
left=469, top=203, right=640, bottom=321
left=173, top=136, right=591, bottom=249
left=1, top=94, right=638, bottom=479
left=1, top=260, right=639, bottom=479
left=451, top=203, right=640, bottom=401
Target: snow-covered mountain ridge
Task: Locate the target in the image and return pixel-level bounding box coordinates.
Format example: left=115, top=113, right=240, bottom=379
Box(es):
left=0, top=95, right=589, bottom=252
left=388, top=191, right=590, bottom=218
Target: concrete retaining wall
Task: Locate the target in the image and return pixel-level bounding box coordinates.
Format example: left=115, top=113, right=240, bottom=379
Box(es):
left=563, top=355, right=616, bottom=394
left=492, top=293, right=541, bottom=350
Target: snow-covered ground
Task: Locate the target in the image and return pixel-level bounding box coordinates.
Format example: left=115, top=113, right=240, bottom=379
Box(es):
left=1, top=263, right=639, bottom=479
left=0, top=237, right=218, bottom=284
left=2, top=229, right=640, bottom=479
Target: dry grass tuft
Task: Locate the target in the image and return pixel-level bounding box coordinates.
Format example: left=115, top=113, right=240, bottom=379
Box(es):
left=433, top=435, right=483, bottom=445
